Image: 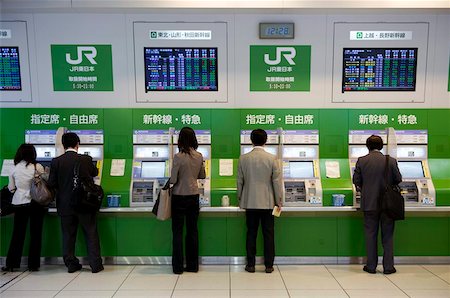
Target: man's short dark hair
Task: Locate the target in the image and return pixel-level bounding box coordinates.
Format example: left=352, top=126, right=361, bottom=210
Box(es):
left=62, top=132, right=80, bottom=149
left=366, top=135, right=383, bottom=151
left=250, top=129, right=267, bottom=146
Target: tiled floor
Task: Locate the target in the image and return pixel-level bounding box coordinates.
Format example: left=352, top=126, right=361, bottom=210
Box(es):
left=1, top=264, right=450, bottom=297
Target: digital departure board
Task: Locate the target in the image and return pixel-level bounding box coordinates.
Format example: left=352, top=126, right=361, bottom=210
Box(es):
left=0, top=46, right=22, bottom=91
left=342, top=48, right=417, bottom=92
left=144, top=47, right=218, bottom=92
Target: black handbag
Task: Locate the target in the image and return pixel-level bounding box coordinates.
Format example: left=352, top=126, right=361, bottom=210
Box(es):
left=381, top=155, right=405, bottom=221
left=72, top=161, right=104, bottom=213
left=0, top=185, right=14, bottom=216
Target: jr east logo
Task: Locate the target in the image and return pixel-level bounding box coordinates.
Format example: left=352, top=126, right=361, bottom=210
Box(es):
left=264, top=47, right=296, bottom=66
left=66, top=46, right=98, bottom=65
left=250, top=45, right=311, bottom=91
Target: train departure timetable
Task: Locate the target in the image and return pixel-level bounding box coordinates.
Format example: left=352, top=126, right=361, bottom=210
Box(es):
left=0, top=46, right=22, bottom=91
left=342, top=48, right=417, bottom=92
left=144, top=48, right=218, bottom=92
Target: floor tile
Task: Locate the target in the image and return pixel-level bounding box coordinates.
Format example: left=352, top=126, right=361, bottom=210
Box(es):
left=404, top=289, right=450, bottom=297
left=128, top=265, right=173, bottom=275
left=175, top=265, right=229, bottom=290
left=7, top=273, right=78, bottom=291
left=326, top=265, right=397, bottom=290
left=386, top=265, right=450, bottom=290
left=0, top=270, right=29, bottom=290
left=230, top=265, right=284, bottom=290
left=113, top=289, right=173, bottom=297
left=346, top=289, right=409, bottom=297
left=423, top=265, right=450, bottom=283
left=55, top=290, right=115, bottom=297
left=231, top=289, right=289, bottom=297
left=119, top=274, right=178, bottom=290
left=172, top=289, right=229, bottom=297
left=64, top=273, right=128, bottom=291
left=279, top=265, right=342, bottom=289
left=289, top=289, right=349, bottom=297
left=0, top=290, right=59, bottom=297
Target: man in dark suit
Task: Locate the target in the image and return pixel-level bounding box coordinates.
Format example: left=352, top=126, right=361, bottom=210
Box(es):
left=48, top=132, right=103, bottom=273
left=353, top=135, right=402, bottom=275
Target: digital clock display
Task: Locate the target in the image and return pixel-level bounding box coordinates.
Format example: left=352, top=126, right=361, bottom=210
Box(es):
left=259, top=23, right=294, bottom=39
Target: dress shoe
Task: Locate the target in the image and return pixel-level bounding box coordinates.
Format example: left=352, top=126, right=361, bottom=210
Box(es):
left=1, top=266, right=13, bottom=272
left=91, top=265, right=104, bottom=273
left=244, top=265, right=255, bottom=273
left=28, top=267, right=39, bottom=272
left=173, top=270, right=183, bottom=275
left=383, top=267, right=397, bottom=275
left=184, top=267, right=198, bottom=273
left=363, top=265, right=376, bottom=274
left=265, top=267, right=274, bottom=273
left=67, top=263, right=82, bottom=273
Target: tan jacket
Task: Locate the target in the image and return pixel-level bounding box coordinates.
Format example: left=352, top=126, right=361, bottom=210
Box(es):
left=237, top=147, right=283, bottom=209
left=170, top=149, right=206, bottom=196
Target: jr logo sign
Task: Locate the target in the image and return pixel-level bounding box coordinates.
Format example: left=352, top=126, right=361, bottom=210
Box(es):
left=66, top=46, right=98, bottom=65
left=51, top=44, right=113, bottom=91
left=250, top=45, right=311, bottom=92
left=263, top=47, right=296, bottom=66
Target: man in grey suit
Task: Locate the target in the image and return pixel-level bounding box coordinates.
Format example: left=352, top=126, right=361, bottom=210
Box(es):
left=353, top=135, right=402, bottom=275
left=237, top=129, right=283, bottom=274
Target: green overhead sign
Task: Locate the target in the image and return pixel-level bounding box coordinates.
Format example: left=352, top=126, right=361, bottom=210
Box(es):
left=51, top=44, right=113, bottom=91
left=250, top=45, right=311, bottom=92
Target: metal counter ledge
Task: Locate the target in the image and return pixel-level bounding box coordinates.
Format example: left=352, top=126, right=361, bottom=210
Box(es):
left=46, top=206, right=450, bottom=213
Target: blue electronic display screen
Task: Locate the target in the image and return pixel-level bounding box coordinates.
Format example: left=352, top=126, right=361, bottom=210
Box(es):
left=144, top=47, right=218, bottom=92
left=0, top=46, right=22, bottom=91
left=342, top=48, right=417, bottom=92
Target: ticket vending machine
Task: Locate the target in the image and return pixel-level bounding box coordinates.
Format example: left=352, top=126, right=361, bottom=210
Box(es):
left=394, top=130, right=435, bottom=206
left=70, top=130, right=104, bottom=185
left=25, top=130, right=57, bottom=168
left=281, top=130, right=322, bottom=206
left=348, top=130, right=387, bottom=207
left=131, top=130, right=172, bottom=207
left=240, top=130, right=280, bottom=156
left=173, top=130, right=212, bottom=207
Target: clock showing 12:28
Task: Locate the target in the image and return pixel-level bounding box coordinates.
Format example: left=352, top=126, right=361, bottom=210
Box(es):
left=259, top=23, right=295, bottom=39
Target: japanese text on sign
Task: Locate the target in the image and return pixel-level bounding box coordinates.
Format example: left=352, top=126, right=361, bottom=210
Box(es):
left=358, top=114, right=418, bottom=125
left=149, top=30, right=212, bottom=40
left=245, top=114, right=314, bottom=125
left=142, top=114, right=201, bottom=125
left=30, top=114, right=99, bottom=125
left=350, top=31, right=412, bottom=40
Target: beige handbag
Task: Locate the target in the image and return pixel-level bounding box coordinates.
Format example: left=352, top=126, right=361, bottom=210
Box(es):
left=152, top=180, right=171, bottom=221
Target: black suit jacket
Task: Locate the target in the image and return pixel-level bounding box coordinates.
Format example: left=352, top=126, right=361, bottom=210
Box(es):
left=353, top=150, right=402, bottom=212
left=48, top=151, right=98, bottom=216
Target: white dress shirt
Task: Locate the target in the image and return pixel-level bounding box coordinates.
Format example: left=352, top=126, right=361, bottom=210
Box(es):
left=8, top=161, right=44, bottom=205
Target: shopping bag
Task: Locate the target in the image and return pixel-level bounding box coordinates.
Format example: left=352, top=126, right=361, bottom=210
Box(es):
left=154, top=180, right=171, bottom=221
left=0, top=185, right=14, bottom=216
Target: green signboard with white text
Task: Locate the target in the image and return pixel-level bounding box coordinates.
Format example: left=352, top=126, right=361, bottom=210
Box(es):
left=51, top=44, right=113, bottom=91
left=250, top=45, right=311, bottom=92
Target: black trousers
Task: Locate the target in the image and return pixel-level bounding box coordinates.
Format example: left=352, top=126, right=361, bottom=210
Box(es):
left=246, top=209, right=275, bottom=268
left=171, top=194, right=199, bottom=272
left=363, top=211, right=395, bottom=271
left=60, top=212, right=102, bottom=269
left=5, top=201, right=46, bottom=269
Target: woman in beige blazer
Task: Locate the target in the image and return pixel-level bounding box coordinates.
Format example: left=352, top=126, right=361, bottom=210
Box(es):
left=170, top=127, right=206, bottom=274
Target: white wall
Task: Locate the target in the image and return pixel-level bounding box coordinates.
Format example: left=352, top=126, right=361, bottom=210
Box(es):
left=0, top=9, right=449, bottom=109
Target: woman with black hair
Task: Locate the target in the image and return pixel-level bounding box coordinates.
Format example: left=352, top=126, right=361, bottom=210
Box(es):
left=2, top=144, right=46, bottom=272
left=170, top=127, right=206, bottom=274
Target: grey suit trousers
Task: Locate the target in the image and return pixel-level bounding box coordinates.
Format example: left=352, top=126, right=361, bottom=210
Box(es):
left=363, top=211, right=395, bottom=271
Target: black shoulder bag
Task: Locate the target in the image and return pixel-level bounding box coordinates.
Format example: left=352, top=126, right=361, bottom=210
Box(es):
left=72, top=159, right=104, bottom=213
left=381, top=155, right=405, bottom=221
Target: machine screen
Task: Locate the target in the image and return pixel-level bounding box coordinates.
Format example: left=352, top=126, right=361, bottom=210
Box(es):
left=141, top=161, right=166, bottom=178
left=289, top=161, right=315, bottom=178
left=398, top=161, right=424, bottom=178
left=0, top=46, right=22, bottom=91
left=241, top=145, right=277, bottom=156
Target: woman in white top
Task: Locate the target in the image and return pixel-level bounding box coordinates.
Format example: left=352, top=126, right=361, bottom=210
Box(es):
left=2, top=144, right=47, bottom=272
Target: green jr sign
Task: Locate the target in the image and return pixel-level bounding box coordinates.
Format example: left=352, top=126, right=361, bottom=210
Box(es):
left=51, top=45, right=113, bottom=91
left=250, top=45, right=311, bottom=92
